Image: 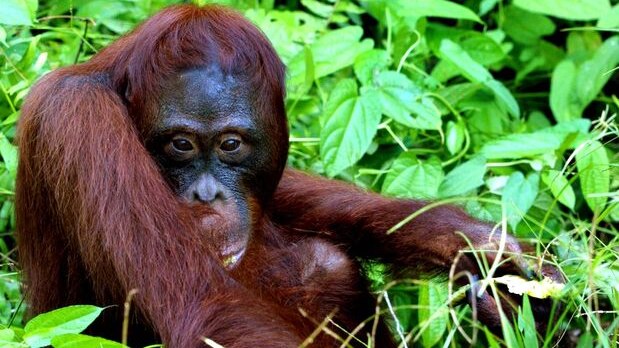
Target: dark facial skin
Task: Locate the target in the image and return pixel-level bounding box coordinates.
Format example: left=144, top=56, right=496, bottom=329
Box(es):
left=147, top=65, right=270, bottom=268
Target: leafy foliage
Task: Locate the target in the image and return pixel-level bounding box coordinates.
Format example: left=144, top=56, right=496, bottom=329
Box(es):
left=0, top=0, right=618, bottom=347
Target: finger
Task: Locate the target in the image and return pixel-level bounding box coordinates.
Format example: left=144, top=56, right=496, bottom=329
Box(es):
left=469, top=289, right=501, bottom=331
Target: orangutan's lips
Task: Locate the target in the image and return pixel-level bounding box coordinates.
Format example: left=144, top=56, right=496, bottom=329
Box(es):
left=221, top=245, right=246, bottom=269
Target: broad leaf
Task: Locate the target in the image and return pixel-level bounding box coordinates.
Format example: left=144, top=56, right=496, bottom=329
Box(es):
left=550, top=60, right=579, bottom=122
left=502, top=172, right=540, bottom=229
left=439, top=39, right=519, bottom=117
left=438, top=156, right=486, bottom=197
left=480, top=119, right=590, bottom=159
left=514, top=0, right=611, bottom=20
left=354, top=49, right=390, bottom=86
left=503, top=5, right=555, bottom=44
left=542, top=170, right=576, bottom=210
left=389, top=0, right=482, bottom=23
left=481, top=132, right=563, bottom=159
left=551, top=36, right=619, bottom=122
left=320, top=79, right=381, bottom=177
left=372, top=71, right=441, bottom=130
left=288, top=26, right=373, bottom=90
left=24, top=306, right=104, bottom=348
left=51, top=334, right=126, bottom=348
left=576, top=141, right=610, bottom=213
left=373, top=72, right=422, bottom=127
left=445, top=120, right=465, bottom=155
left=575, top=36, right=619, bottom=107
left=597, top=5, right=619, bottom=28
left=418, top=282, right=448, bottom=347
left=382, top=154, right=443, bottom=199
left=0, top=0, right=37, bottom=26
left=0, top=134, right=18, bottom=178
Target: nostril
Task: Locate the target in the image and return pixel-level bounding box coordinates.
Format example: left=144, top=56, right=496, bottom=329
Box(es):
left=213, top=191, right=225, bottom=203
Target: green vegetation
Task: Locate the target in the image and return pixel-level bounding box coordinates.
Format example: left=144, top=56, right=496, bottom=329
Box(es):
left=0, top=0, right=617, bottom=347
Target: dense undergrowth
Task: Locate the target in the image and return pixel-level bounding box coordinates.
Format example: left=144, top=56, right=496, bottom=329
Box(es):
left=0, top=0, right=617, bottom=347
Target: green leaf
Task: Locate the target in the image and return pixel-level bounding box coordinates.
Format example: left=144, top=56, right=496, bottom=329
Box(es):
left=575, top=36, right=619, bottom=107
left=518, top=296, right=539, bottom=348
left=0, top=133, right=18, bottom=178
left=445, top=120, right=465, bottom=155
left=373, top=72, right=421, bottom=126
left=503, top=5, right=556, bottom=44
left=301, top=0, right=333, bottom=18
left=0, top=0, right=37, bottom=26
left=459, top=34, right=506, bottom=66
left=550, top=60, right=580, bottom=122
left=502, top=172, right=540, bottom=229
left=597, top=5, right=619, bottom=28
left=514, top=0, right=611, bottom=20
left=484, top=327, right=501, bottom=348
left=371, top=71, right=441, bottom=130
left=481, top=132, right=562, bottom=159
left=0, top=328, right=15, bottom=341
left=382, top=154, right=443, bottom=199
left=288, top=26, right=373, bottom=90
left=51, top=334, right=126, bottom=348
left=418, top=282, right=448, bottom=347
left=24, top=305, right=104, bottom=348
left=439, top=39, right=519, bottom=118
left=480, top=119, right=590, bottom=159
left=542, top=170, right=576, bottom=210
left=551, top=36, right=619, bottom=122
left=320, top=79, right=381, bottom=177
left=436, top=83, right=481, bottom=115
left=567, top=31, right=603, bottom=58
left=0, top=328, right=21, bottom=347
left=500, top=313, right=520, bottom=348
left=389, top=0, right=482, bottom=23
left=438, top=156, right=486, bottom=197
left=576, top=141, right=610, bottom=213
left=354, top=49, right=390, bottom=86
left=297, top=46, right=315, bottom=98
left=576, top=332, right=594, bottom=348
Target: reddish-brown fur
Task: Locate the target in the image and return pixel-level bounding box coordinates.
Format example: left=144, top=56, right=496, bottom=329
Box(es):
left=16, top=4, right=543, bottom=347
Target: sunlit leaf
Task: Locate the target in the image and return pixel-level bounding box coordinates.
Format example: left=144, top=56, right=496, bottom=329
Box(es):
left=503, top=5, right=555, bottom=44
left=0, top=0, right=37, bottom=26
left=550, top=60, right=580, bottom=122
left=597, top=5, right=619, bottom=28
left=51, top=334, right=126, bottom=348
left=439, top=39, right=519, bottom=117
left=576, top=140, right=610, bottom=213
left=518, top=296, right=539, bottom=348
left=542, top=170, right=576, bottom=210
left=418, top=282, right=448, bottom=347
left=575, top=36, right=619, bottom=107
left=445, top=120, right=465, bottom=155
left=438, top=156, right=486, bottom=197
left=481, top=119, right=590, bottom=158
left=0, top=134, right=18, bottom=178
left=502, top=172, right=540, bottom=229
left=288, top=26, right=373, bottom=89
left=514, top=0, right=611, bottom=20
left=389, top=0, right=482, bottom=23
left=24, top=306, right=104, bottom=348
left=320, top=79, right=381, bottom=177
left=382, top=154, right=443, bottom=199
left=354, top=49, right=390, bottom=86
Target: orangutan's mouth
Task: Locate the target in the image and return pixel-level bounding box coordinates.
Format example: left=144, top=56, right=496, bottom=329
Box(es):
left=221, top=244, right=246, bottom=269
